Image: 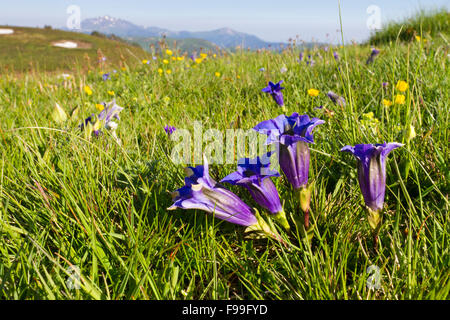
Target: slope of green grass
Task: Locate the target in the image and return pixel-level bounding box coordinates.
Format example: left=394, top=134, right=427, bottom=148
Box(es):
left=0, top=26, right=148, bottom=73
left=0, top=23, right=448, bottom=299
left=368, top=9, right=450, bottom=44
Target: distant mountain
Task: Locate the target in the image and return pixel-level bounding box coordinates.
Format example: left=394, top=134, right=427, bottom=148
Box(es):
left=79, top=16, right=286, bottom=50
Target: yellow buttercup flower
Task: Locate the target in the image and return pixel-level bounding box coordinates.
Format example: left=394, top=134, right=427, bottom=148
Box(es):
left=396, top=80, right=408, bottom=92
left=236, top=75, right=241, bottom=79
left=158, top=68, right=163, bottom=74
left=307, top=88, right=319, bottom=97
left=84, top=85, right=93, bottom=96
left=95, top=103, right=105, bottom=111
left=166, top=69, right=172, bottom=74
left=200, top=53, right=207, bottom=59
left=171, top=57, right=176, bottom=61
left=213, top=54, right=217, bottom=58
left=177, top=56, right=184, bottom=61
left=195, top=58, right=203, bottom=64
left=107, top=90, right=115, bottom=96
left=121, top=67, right=127, bottom=71
left=215, top=72, right=221, bottom=77
left=362, top=112, right=374, bottom=119
left=142, top=59, right=148, bottom=64
left=395, top=94, right=406, bottom=105
left=166, top=49, right=173, bottom=56
left=382, top=99, right=393, bottom=107
left=163, top=59, right=169, bottom=64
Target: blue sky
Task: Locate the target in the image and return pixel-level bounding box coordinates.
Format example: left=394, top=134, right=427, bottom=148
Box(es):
left=1, top=0, right=448, bottom=43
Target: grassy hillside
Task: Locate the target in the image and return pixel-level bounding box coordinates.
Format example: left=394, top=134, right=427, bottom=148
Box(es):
left=368, top=9, right=449, bottom=44
left=0, top=14, right=448, bottom=300
left=0, top=26, right=148, bottom=73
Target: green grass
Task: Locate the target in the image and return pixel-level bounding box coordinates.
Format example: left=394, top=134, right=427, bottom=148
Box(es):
left=368, top=8, right=449, bottom=44
left=0, top=14, right=449, bottom=300
left=0, top=26, right=148, bottom=73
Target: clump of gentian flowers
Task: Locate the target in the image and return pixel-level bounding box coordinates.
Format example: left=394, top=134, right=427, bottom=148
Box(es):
left=167, top=74, right=404, bottom=248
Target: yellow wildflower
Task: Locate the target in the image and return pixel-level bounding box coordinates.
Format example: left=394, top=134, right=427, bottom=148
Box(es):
left=307, top=88, right=319, bottom=97
left=382, top=99, right=393, bottom=107
left=215, top=72, right=221, bottom=77
left=84, top=85, right=93, bottom=96
left=362, top=112, right=374, bottom=119
left=395, top=94, right=406, bottom=105
left=163, top=59, right=169, bottom=64
left=171, top=57, right=176, bottom=61
left=95, top=103, right=104, bottom=111
left=200, top=53, right=207, bottom=59
left=177, top=56, right=184, bottom=61
left=166, top=69, right=172, bottom=74
left=158, top=68, right=163, bottom=74
left=142, top=59, right=148, bottom=64
left=121, top=67, right=127, bottom=71
left=166, top=49, right=173, bottom=56
left=396, top=80, right=408, bottom=92
left=107, top=90, right=115, bottom=96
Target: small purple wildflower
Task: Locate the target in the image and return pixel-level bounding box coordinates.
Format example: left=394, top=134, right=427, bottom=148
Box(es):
left=164, top=125, right=177, bottom=136
left=262, top=81, right=285, bottom=106
left=366, top=48, right=380, bottom=65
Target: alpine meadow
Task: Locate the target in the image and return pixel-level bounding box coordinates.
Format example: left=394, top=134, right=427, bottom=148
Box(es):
left=0, top=8, right=449, bottom=300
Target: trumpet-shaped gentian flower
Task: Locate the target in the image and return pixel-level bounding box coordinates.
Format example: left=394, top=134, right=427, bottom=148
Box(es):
left=341, top=142, right=403, bottom=213
left=221, top=153, right=282, bottom=214
left=254, top=113, right=325, bottom=190
left=306, top=55, right=315, bottom=66
left=327, top=91, right=346, bottom=106
left=102, top=73, right=110, bottom=81
left=298, top=52, right=304, bottom=63
left=262, top=81, right=285, bottom=106
left=366, top=48, right=380, bottom=65
left=169, top=156, right=257, bottom=227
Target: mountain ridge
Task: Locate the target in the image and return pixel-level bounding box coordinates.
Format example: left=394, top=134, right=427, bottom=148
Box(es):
left=79, top=16, right=286, bottom=50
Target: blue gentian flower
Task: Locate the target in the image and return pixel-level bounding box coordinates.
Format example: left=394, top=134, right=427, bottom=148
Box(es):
left=221, top=153, right=282, bottom=215
left=169, top=156, right=257, bottom=227
left=253, top=113, right=325, bottom=190
left=262, top=81, right=285, bottom=106
left=341, top=142, right=403, bottom=215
